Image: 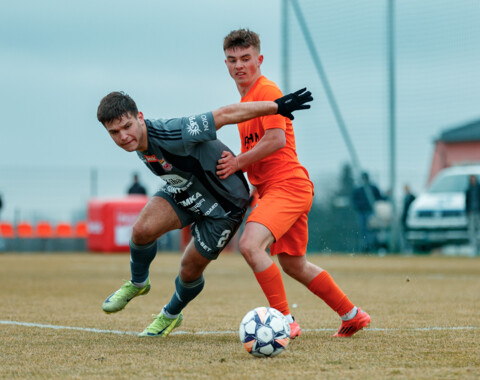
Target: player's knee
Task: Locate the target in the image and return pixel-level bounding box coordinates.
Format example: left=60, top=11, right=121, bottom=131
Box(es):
left=238, top=236, right=256, bottom=261
left=131, top=222, right=155, bottom=245
left=280, top=263, right=298, bottom=278
left=279, top=257, right=307, bottom=279
left=179, top=263, right=203, bottom=282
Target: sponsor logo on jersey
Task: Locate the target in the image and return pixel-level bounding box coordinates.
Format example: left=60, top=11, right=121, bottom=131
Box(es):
left=187, top=116, right=201, bottom=135
left=159, top=158, right=172, bottom=171
left=194, top=224, right=212, bottom=252
left=144, top=154, right=160, bottom=162
left=162, top=174, right=188, bottom=188
left=244, top=132, right=260, bottom=150
left=187, top=198, right=205, bottom=213
left=204, top=202, right=218, bottom=216
left=200, top=114, right=210, bottom=131
left=179, top=192, right=202, bottom=207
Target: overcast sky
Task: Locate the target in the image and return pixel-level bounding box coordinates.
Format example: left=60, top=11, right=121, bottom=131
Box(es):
left=1, top=0, right=480, bottom=221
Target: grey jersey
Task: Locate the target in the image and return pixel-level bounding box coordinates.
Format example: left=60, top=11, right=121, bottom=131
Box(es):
left=136, top=112, right=249, bottom=219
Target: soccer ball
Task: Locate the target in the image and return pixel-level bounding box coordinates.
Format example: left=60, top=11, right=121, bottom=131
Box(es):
left=239, top=307, right=291, bottom=358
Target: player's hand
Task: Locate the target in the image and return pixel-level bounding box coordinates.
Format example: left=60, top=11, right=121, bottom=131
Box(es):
left=274, top=88, right=313, bottom=120
left=216, top=151, right=239, bottom=180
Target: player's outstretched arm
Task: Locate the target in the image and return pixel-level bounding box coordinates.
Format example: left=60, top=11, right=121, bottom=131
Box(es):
left=213, top=88, right=313, bottom=129
left=213, top=101, right=275, bottom=130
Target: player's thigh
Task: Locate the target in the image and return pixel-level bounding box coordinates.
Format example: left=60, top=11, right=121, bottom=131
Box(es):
left=132, top=196, right=182, bottom=244
left=239, top=221, right=275, bottom=252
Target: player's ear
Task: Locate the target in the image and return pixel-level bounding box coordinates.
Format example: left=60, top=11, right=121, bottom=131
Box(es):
left=258, top=54, right=264, bottom=66
left=137, top=111, right=144, bottom=122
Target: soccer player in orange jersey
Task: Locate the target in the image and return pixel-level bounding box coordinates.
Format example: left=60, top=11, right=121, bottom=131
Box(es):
left=216, top=29, right=371, bottom=338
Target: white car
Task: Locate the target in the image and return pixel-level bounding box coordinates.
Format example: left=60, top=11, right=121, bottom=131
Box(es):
left=406, top=165, right=480, bottom=251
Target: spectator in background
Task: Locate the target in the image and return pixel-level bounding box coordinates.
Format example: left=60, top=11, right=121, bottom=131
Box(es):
left=352, top=172, right=383, bottom=253
left=0, top=193, right=3, bottom=219
left=465, top=175, right=480, bottom=255
left=127, top=173, right=147, bottom=195
left=400, top=184, right=416, bottom=252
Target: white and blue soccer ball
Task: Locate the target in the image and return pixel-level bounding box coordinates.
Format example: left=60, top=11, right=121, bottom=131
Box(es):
left=239, top=306, right=291, bottom=358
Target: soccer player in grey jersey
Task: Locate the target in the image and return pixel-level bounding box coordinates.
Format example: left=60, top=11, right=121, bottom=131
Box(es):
left=139, top=115, right=250, bottom=225
left=97, top=89, right=312, bottom=337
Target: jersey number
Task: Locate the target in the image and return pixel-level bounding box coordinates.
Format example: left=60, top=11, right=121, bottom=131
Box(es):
left=216, top=230, right=232, bottom=248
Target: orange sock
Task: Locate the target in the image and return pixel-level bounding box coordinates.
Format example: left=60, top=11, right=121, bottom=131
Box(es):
left=254, top=262, right=290, bottom=315
left=308, top=270, right=354, bottom=316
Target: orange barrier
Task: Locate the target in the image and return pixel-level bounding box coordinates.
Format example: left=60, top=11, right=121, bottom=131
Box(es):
left=16, top=222, right=34, bottom=238
left=0, top=220, right=89, bottom=252
left=56, top=223, right=73, bottom=238
left=0, top=222, right=15, bottom=238
left=36, top=221, right=54, bottom=238
left=15, top=222, right=36, bottom=251
left=75, top=221, right=88, bottom=238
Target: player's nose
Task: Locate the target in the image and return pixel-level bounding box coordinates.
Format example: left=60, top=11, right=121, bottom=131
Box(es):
left=119, top=130, right=129, bottom=141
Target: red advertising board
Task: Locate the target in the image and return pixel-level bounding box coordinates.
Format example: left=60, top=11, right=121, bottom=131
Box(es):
left=87, top=196, right=148, bottom=253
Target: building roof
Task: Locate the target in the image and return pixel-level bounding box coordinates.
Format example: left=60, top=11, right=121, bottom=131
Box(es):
left=437, top=119, right=480, bottom=143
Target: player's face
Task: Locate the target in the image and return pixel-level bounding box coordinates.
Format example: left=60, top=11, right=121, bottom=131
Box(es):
left=104, top=112, right=147, bottom=152
left=225, top=46, right=263, bottom=94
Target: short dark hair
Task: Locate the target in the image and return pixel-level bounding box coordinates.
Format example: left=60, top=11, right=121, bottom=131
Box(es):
left=97, top=91, right=138, bottom=125
left=223, top=28, right=260, bottom=53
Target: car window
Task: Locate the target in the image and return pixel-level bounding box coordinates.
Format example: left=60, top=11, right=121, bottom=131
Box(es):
left=428, top=174, right=479, bottom=193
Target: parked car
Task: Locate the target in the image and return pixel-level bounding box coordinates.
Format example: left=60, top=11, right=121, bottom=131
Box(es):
left=405, top=165, right=480, bottom=251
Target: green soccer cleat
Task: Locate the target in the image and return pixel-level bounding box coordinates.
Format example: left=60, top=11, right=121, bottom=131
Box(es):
left=138, top=311, right=183, bottom=337
left=102, top=279, right=151, bottom=314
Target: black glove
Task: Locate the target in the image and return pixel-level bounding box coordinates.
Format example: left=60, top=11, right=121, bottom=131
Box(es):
left=274, top=88, right=313, bottom=120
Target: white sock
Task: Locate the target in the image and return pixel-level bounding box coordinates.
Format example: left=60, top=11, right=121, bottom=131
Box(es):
left=341, top=306, right=358, bottom=321
left=131, top=279, right=148, bottom=288
left=162, top=306, right=179, bottom=319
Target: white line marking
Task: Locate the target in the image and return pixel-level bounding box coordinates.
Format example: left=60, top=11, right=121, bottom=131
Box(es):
left=1, top=320, right=479, bottom=336
left=0, top=320, right=137, bottom=336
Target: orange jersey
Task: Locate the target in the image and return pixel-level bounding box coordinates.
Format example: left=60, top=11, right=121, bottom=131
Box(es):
left=239, top=76, right=310, bottom=189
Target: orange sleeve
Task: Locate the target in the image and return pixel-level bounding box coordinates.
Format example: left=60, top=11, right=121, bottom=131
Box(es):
left=253, top=84, right=287, bottom=132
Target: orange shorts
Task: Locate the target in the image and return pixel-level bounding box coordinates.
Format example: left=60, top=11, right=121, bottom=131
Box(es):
left=247, top=180, right=314, bottom=256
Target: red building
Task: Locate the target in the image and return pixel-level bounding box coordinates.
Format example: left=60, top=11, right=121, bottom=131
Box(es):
left=428, top=119, right=480, bottom=184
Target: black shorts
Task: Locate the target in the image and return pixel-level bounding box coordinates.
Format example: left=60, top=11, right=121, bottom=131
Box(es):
left=154, top=191, right=244, bottom=260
